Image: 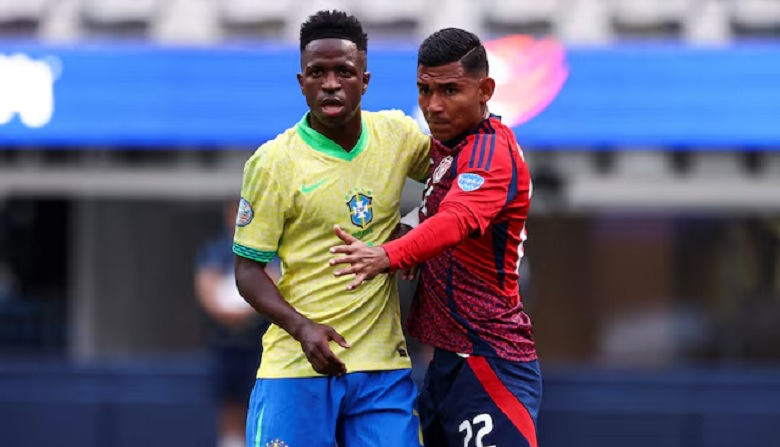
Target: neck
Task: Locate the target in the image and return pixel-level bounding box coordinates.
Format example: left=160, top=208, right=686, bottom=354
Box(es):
left=308, top=111, right=362, bottom=152
left=442, top=112, right=490, bottom=148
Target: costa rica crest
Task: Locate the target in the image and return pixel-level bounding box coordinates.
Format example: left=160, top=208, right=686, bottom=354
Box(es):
left=433, top=155, right=453, bottom=183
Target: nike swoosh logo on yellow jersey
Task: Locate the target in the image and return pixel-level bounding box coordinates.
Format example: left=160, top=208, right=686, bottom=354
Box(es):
left=301, top=178, right=328, bottom=193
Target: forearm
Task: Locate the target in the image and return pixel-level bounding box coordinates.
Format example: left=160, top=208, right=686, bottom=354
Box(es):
left=234, top=255, right=310, bottom=339
left=383, top=209, right=470, bottom=270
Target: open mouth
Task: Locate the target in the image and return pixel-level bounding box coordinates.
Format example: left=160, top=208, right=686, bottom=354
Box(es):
left=321, top=98, right=345, bottom=117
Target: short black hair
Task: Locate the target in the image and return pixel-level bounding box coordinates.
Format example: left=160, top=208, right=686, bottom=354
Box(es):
left=300, top=10, right=368, bottom=53
left=418, top=28, right=488, bottom=77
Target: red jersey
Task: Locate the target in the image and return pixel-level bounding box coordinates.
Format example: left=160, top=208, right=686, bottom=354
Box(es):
left=384, top=115, right=536, bottom=361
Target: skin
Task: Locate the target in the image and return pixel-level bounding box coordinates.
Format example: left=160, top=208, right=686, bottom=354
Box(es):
left=417, top=60, right=494, bottom=143
left=298, top=38, right=370, bottom=151
left=329, top=59, right=496, bottom=290
left=235, top=38, right=370, bottom=376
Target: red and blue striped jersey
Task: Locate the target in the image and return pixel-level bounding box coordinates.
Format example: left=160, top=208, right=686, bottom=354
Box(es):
left=406, top=115, right=536, bottom=361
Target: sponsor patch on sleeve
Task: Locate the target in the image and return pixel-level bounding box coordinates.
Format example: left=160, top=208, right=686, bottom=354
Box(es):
left=236, top=197, right=254, bottom=227
left=457, top=173, right=485, bottom=192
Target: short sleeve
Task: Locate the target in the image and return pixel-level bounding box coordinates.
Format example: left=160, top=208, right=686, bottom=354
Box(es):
left=232, top=149, right=288, bottom=263
left=400, top=114, right=432, bottom=183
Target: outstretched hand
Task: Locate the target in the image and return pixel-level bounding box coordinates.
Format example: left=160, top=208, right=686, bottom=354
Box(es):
left=329, top=225, right=391, bottom=290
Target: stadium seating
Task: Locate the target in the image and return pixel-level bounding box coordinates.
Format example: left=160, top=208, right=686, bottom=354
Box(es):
left=219, top=0, right=295, bottom=40
left=352, top=0, right=425, bottom=38
left=0, top=0, right=50, bottom=36
left=153, top=0, right=220, bottom=43
left=731, top=0, right=780, bottom=36
left=483, top=0, right=560, bottom=36
left=80, top=0, right=159, bottom=37
left=2, top=0, right=780, bottom=43
left=612, top=0, right=690, bottom=37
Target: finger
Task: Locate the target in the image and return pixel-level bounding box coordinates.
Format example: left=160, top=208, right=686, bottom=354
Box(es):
left=327, top=328, right=351, bottom=349
left=402, top=265, right=418, bottom=280
left=329, top=255, right=360, bottom=267
left=333, top=264, right=366, bottom=277
left=329, top=245, right=356, bottom=256
left=305, top=349, right=326, bottom=375
left=334, top=225, right=359, bottom=244
left=310, top=345, right=336, bottom=375
left=321, top=345, right=347, bottom=374
left=346, top=274, right=366, bottom=291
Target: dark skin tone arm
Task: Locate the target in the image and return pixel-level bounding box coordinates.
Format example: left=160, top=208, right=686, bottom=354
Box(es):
left=235, top=255, right=350, bottom=376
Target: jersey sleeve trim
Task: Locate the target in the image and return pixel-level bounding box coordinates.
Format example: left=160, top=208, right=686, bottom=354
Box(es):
left=232, top=242, right=276, bottom=263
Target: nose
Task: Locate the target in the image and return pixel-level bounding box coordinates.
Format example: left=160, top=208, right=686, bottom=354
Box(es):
left=322, top=71, right=340, bottom=92
left=427, top=92, right=444, bottom=114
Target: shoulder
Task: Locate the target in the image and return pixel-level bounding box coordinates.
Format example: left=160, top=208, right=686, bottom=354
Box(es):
left=244, top=127, right=298, bottom=174
left=457, top=119, right=517, bottom=170
left=365, top=109, right=424, bottom=135
left=486, top=116, right=522, bottom=152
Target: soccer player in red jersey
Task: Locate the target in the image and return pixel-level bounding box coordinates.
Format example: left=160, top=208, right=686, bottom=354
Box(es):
left=329, top=28, right=541, bottom=447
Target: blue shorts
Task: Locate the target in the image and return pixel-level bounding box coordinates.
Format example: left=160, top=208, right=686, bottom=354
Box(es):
left=246, top=369, right=423, bottom=447
left=419, top=349, right=542, bottom=447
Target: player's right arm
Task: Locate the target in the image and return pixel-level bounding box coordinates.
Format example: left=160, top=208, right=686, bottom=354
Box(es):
left=233, top=149, right=349, bottom=376
left=383, top=131, right=524, bottom=270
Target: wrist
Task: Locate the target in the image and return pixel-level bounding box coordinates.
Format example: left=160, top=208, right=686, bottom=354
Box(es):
left=287, top=315, right=313, bottom=341
left=379, top=246, right=393, bottom=272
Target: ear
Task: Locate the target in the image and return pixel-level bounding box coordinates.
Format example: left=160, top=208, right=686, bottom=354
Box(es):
left=362, top=71, right=371, bottom=95
left=297, top=72, right=305, bottom=94
left=479, top=76, right=496, bottom=104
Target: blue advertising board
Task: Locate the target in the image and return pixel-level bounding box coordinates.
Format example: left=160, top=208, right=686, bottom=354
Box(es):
left=1, top=40, right=779, bottom=149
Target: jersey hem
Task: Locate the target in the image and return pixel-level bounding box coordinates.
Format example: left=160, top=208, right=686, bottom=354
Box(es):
left=410, top=330, right=538, bottom=363
left=256, top=362, right=412, bottom=379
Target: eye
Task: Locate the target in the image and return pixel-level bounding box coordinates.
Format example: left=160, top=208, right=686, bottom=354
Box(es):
left=418, top=85, right=430, bottom=95
left=339, top=68, right=353, bottom=77
left=445, top=87, right=458, bottom=95
left=310, top=68, right=323, bottom=77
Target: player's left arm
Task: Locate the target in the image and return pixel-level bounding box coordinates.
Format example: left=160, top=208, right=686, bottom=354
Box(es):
left=384, top=114, right=431, bottom=250
left=400, top=113, right=433, bottom=183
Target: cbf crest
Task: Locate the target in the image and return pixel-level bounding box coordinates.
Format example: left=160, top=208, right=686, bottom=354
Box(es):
left=346, top=190, right=374, bottom=229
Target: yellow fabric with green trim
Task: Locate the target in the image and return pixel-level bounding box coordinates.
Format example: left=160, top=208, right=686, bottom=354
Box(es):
left=233, top=110, right=430, bottom=378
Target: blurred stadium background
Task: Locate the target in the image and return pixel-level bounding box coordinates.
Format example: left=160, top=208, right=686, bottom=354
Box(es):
left=2, top=0, right=780, bottom=446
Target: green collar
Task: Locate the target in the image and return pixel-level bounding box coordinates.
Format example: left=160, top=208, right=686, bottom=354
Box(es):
left=295, top=112, right=368, bottom=161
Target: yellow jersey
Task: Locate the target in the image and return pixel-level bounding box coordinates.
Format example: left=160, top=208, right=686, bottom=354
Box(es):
left=233, top=110, right=430, bottom=378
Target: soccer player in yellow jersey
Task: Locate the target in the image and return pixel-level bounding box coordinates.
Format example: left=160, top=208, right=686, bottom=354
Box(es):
left=233, top=10, right=431, bottom=447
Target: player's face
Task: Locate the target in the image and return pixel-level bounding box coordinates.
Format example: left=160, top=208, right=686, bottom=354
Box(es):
left=298, top=39, right=370, bottom=129
left=417, top=61, right=494, bottom=142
